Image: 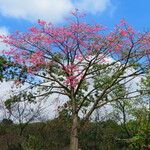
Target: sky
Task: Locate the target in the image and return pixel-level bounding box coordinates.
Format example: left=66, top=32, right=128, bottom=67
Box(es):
left=0, top=0, right=148, bottom=120
left=0, top=0, right=150, bottom=36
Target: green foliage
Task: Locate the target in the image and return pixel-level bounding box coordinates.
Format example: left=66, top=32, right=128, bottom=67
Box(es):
left=1, top=118, right=148, bottom=150
left=0, top=56, right=7, bottom=80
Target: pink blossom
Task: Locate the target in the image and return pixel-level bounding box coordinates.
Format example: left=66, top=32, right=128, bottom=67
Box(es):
left=38, top=19, right=46, bottom=26
left=120, top=30, right=128, bottom=36
left=29, top=27, right=39, bottom=33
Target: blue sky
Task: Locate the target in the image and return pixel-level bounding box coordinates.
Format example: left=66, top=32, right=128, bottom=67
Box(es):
left=0, top=0, right=150, bottom=34
left=0, top=0, right=149, bottom=120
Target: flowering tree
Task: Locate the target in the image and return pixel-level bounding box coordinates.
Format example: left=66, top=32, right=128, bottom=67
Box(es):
left=0, top=11, right=150, bottom=150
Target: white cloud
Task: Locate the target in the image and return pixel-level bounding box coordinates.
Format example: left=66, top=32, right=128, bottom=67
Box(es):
left=75, top=0, right=111, bottom=14
left=0, top=0, right=114, bottom=23
left=0, top=0, right=73, bottom=22
left=0, top=65, right=143, bottom=122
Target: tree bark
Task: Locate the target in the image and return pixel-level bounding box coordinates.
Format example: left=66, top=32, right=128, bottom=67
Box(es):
left=70, top=113, right=78, bottom=150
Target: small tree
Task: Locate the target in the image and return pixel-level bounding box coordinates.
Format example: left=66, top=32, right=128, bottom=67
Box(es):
left=111, top=74, right=150, bottom=149
left=1, top=11, right=150, bottom=150
left=4, top=90, right=45, bottom=135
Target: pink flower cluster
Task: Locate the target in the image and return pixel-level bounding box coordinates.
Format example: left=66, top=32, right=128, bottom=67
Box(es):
left=63, top=63, right=83, bottom=88
left=0, top=13, right=149, bottom=86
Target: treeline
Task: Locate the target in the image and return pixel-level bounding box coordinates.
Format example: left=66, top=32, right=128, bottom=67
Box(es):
left=0, top=115, right=149, bottom=150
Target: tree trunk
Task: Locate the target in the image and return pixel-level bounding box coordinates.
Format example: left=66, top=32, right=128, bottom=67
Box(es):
left=70, top=114, right=78, bottom=150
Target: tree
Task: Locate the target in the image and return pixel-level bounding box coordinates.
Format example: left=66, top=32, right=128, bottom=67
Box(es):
left=0, top=11, right=149, bottom=150
left=5, top=94, right=44, bottom=136
left=0, top=89, right=46, bottom=149
left=111, top=75, right=150, bottom=150
left=137, top=73, right=150, bottom=149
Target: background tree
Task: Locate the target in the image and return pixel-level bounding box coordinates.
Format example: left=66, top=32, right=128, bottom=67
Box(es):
left=111, top=74, right=150, bottom=150
left=4, top=92, right=44, bottom=136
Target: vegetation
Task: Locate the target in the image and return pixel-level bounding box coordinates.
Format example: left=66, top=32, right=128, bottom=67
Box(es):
left=0, top=108, right=149, bottom=150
